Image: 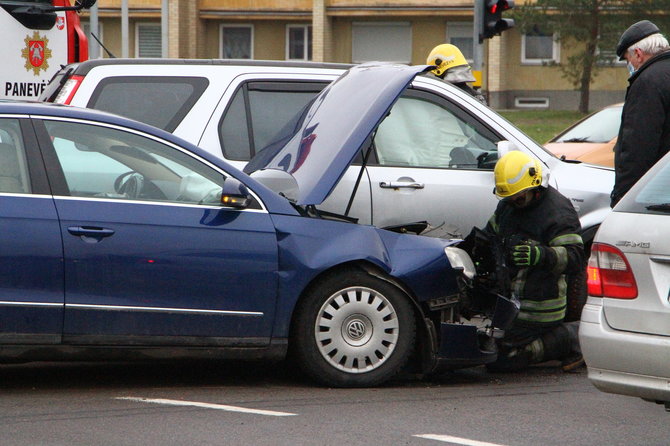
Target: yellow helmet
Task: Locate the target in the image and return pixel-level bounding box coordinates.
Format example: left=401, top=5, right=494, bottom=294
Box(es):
left=494, top=151, right=543, bottom=199
left=426, top=44, right=469, bottom=77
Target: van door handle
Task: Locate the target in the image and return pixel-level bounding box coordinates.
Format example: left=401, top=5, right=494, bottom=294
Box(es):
left=379, top=181, right=425, bottom=189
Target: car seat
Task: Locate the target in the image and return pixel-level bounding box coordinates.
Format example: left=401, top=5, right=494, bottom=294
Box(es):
left=0, top=143, right=24, bottom=192
left=449, top=146, right=477, bottom=168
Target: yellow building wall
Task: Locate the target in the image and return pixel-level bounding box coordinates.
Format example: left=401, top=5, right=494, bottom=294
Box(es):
left=502, top=31, right=629, bottom=92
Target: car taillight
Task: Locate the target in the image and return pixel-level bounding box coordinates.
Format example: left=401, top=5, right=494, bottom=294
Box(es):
left=587, top=242, right=638, bottom=299
left=53, top=75, right=84, bottom=104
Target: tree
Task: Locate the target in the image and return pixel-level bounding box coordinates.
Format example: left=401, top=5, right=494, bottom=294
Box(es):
left=514, top=0, right=670, bottom=113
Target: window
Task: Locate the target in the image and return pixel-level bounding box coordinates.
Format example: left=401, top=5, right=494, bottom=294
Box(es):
left=44, top=120, right=227, bottom=206
left=221, top=25, right=253, bottom=59
left=597, top=47, right=626, bottom=66
left=446, top=22, right=474, bottom=62
left=87, top=76, right=209, bottom=132
left=352, top=22, right=411, bottom=64
left=522, top=30, right=559, bottom=64
left=0, top=119, right=30, bottom=193
left=287, top=25, right=312, bottom=61
left=374, top=91, right=499, bottom=169
left=219, top=82, right=328, bottom=161
left=136, top=23, right=161, bottom=58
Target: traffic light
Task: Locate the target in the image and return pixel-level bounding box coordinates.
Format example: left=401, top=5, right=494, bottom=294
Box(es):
left=481, top=0, right=515, bottom=41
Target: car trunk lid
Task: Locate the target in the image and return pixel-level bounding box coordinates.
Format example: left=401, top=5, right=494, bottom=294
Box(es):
left=598, top=211, right=670, bottom=337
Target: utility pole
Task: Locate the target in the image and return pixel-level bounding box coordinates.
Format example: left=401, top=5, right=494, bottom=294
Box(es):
left=121, top=0, right=128, bottom=58
left=473, top=0, right=484, bottom=73
left=161, top=0, right=168, bottom=58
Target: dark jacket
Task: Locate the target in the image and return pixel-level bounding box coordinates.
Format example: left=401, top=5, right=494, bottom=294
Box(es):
left=486, top=187, right=584, bottom=327
left=611, top=50, right=670, bottom=207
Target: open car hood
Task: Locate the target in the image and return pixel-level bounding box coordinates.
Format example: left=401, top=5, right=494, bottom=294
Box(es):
left=245, top=62, right=430, bottom=205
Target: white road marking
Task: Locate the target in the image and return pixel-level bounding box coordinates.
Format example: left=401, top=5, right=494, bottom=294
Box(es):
left=414, top=434, right=508, bottom=446
left=116, top=397, right=297, bottom=417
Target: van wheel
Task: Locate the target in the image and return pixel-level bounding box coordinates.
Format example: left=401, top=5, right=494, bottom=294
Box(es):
left=292, top=270, right=416, bottom=387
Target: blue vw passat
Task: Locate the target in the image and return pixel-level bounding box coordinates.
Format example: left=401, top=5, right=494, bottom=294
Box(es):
left=1, top=65, right=505, bottom=387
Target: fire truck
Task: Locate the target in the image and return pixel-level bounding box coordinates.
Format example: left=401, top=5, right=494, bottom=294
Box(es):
left=1, top=0, right=95, bottom=100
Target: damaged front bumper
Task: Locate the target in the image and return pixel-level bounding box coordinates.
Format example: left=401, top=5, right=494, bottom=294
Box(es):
left=429, top=247, right=520, bottom=370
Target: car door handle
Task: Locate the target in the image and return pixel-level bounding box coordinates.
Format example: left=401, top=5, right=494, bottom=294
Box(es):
left=379, top=181, right=425, bottom=189
left=67, top=226, right=116, bottom=238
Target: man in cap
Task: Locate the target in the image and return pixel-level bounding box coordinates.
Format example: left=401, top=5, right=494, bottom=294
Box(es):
left=610, top=20, right=670, bottom=207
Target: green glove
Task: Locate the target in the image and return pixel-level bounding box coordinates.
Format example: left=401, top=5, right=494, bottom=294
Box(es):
left=511, top=244, right=545, bottom=267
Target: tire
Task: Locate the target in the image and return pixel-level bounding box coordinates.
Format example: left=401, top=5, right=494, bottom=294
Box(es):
left=291, top=270, right=416, bottom=387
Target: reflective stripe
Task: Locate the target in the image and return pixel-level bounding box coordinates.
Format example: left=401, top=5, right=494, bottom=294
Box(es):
left=508, top=160, right=537, bottom=186
left=549, top=233, right=583, bottom=246
left=488, top=215, right=499, bottom=233
left=550, top=246, right=568, bottom=274
left=520, top=295, right=566, bottom=311
left=512, top=268, right=527, bottom=297
left=518, top=307, right=566, bottom=323
left=517, top=276, right=567, bottom=323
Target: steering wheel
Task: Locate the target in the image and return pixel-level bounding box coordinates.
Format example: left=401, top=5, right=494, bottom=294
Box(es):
left=114, top=171, right=145, bottom=199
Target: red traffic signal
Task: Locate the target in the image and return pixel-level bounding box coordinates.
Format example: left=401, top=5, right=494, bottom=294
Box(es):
left=481, top=0, right=515, bottom=41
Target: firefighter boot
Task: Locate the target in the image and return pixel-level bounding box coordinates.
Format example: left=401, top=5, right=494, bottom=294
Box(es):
left=535, top=324, right=579, bottom=371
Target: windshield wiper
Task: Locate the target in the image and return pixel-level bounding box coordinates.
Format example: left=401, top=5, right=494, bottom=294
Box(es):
left=560, top=137, right=589, bottom=143
left=646, top=203, right=670, bottom=212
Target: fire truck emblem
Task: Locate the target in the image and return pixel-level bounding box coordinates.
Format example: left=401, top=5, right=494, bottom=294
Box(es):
left=21, top=32, right=52, bottom=76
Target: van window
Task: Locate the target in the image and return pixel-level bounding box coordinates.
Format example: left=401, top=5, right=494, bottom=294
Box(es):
left=87, top=76, right=209, bottom=133
left=374, top=90, right=499, bottom=169
left=219, top=81, right=327, bottom=161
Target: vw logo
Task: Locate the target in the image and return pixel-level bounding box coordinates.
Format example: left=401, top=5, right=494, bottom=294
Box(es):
left=347, top=320, right=366, bottom=340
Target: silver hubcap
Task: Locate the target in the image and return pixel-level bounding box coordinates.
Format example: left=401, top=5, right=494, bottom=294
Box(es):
left=315, top=286, right=399, bottom=374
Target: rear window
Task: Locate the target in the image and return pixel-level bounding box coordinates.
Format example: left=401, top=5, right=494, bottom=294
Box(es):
left=617, top=152, right=670, bottom=214
left=87, top=76, right=209, bottom=133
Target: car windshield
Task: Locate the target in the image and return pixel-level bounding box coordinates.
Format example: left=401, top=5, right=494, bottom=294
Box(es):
left=553, top=105, right=622, bottom=143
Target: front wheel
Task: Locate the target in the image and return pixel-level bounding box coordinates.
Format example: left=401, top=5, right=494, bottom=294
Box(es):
left=291, top=270, right=416, bottom=387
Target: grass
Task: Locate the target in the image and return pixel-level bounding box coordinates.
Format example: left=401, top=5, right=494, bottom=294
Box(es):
left=498, top=109, right=587, bottom=145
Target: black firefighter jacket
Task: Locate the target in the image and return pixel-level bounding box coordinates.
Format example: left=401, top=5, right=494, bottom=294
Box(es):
left=486, top=187, right=585, bottom=326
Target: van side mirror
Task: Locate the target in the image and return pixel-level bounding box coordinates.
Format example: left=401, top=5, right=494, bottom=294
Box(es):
left=220, top=178, right=252, bottom=209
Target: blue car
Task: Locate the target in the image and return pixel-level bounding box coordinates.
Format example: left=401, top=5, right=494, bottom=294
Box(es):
left=0, top=64, right=508, bottom=387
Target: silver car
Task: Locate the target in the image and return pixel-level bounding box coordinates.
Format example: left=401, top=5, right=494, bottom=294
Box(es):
left=580, top=150, right=670, bottom=411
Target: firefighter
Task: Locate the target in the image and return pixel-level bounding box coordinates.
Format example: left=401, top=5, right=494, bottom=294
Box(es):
left=425, top=43, right=487, bottom=105
left=485, top=151, right=585, bottom=372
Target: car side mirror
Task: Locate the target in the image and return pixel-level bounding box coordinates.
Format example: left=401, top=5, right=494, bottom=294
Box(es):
left=220, top=178, right=252, bottom=209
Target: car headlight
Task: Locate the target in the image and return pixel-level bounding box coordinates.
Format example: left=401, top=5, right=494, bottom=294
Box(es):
left=444, top=246, right=476, bottom=279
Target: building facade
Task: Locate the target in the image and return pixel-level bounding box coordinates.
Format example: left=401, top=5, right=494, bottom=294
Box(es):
left=82, top=0, right=629, bottom=110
